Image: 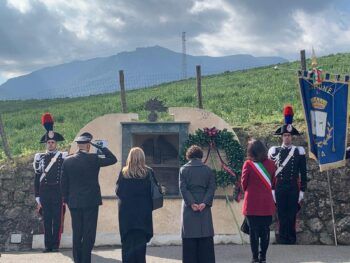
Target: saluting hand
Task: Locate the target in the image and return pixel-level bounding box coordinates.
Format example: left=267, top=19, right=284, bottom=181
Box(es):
left=90, top=142, right=103, bottom=150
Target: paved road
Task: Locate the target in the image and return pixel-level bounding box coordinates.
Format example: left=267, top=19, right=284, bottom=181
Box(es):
left=1, top=245, right=350, bottom=263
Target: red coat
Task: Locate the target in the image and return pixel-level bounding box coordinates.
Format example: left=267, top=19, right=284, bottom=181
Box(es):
left=241, top=159, right=276, bottom=216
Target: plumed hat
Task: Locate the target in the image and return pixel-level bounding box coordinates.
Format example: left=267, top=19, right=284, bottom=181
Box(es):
left=274, top=105, right=301, bottom=136
left=40, top=113, right=65, bottom=143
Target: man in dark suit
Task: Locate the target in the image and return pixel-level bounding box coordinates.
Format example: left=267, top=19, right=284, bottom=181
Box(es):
left=61, top=132, right=117, bottom=263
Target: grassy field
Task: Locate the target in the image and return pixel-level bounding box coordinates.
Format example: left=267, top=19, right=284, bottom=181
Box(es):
left=1, top=52, right=350, bottom=160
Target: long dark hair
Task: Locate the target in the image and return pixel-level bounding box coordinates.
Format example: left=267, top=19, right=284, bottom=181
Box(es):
left=247, top=139, right=268, bottom=162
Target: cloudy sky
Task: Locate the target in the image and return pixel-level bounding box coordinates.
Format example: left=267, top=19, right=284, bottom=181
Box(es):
left=1, top=0, right=350, bottom=85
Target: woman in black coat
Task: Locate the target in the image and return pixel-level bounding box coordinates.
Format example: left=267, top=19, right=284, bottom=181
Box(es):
left=116, top=147, right=153, bottom=263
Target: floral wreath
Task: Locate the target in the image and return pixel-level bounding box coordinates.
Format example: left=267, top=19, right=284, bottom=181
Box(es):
left=180, top=127, right=244, bottom=201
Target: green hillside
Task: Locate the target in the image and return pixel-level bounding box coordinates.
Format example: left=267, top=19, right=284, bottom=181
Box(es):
left=1, top=52, right=350, bottom=160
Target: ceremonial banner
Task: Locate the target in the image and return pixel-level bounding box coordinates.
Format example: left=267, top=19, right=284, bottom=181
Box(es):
left=298, top=71, right=350, bottom=171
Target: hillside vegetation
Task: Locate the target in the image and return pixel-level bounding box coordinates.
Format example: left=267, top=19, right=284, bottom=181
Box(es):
left=1, top=52, right=349, bottom=160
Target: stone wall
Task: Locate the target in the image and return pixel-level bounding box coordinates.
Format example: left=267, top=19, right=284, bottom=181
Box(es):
left=0, top=157, right=41, bottom=251
left=298, top=160, right=350, bottom=245
left=0, top=124, right=350, bottom=251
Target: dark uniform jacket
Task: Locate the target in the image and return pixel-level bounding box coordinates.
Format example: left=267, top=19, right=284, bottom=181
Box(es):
left=34, top=151, right=68, bottom=199
left=61, top=147, right=117, bottom=208
left=179, top=159, right=216, bottom=238
left=268, top=145, right=307, bottom=191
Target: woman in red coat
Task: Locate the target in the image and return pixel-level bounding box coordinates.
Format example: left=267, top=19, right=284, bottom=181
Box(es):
left=241, top=139, right=276, bottom=263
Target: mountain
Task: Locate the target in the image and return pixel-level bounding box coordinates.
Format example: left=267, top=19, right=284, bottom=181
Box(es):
left=0, top=46, right=288, bottom=100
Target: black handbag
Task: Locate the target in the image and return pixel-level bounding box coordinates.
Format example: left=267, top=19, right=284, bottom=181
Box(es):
left=241, top=217, right=250, bottom=235
left=149, top=170, right=164, bottom=210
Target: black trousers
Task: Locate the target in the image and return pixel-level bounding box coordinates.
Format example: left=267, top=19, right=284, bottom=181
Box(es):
left=70, top=206, right=99, bottom=263
left=275, top=184, right=299, bottom=244
left=182, top=236, right=215, bottom=263
left=41, top=186, right=63, bottom=250
left=122, top=230, right=147, bottom=263
left=246, top=216, right=272, bottom=261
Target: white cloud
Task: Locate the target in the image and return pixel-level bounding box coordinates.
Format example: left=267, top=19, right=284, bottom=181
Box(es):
left=190, top=0, right=223, bottom=14
left=1, top=69, right=27, bottom=79
left=293, top=9, right=350, bottom=55
left=193, top=1, right=350, bottom=59
left=37, top=0, right=125, bottom=41
left=6, top=0, right=32, bottom=13
left=193, top=2, right=274, bottom=56
left=1, top=0, right=350, bottom=84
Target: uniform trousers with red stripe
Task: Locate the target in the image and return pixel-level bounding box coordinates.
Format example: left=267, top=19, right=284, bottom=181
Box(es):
left=275, top=182, right=299, bottom=244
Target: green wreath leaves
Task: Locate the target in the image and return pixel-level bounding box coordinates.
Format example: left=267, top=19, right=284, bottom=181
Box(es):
left=180, top=128, right=244, bottom=188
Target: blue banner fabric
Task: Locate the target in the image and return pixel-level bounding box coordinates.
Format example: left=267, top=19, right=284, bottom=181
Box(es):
left=298, top=72, right=349, bottom=171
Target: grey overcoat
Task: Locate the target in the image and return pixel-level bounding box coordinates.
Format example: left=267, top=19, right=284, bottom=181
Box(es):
left=179, top=159, right=216, bottom=238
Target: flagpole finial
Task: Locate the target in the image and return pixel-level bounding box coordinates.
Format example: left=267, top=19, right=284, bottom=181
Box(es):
left=311, top=47, right=318, bottom=68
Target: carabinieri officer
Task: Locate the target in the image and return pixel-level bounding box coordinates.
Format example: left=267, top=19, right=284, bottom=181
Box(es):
left=268, top=105, right=307, bottom=244
left=61, top=132, right=117, bottom=263
left=33, top=113, right=67, bottom=252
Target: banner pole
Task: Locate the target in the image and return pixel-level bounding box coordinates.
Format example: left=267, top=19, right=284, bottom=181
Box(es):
left=326, top=170, right=338, bottom=246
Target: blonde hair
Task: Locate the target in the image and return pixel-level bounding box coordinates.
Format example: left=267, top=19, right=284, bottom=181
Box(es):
left=122, top=147, right=148, bottom=178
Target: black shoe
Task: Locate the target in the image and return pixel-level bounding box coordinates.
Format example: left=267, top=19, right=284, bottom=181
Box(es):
left=288, top=240, right=296, bottom=245
left=259, top=257, right=266, bottom=262
left=52, top=248, right=59, bottom=252
left=277, top=239, right=289, bottom=245
left=251, top=259, right=259, bottom=263
left=43, top=248, right=52, bottom=253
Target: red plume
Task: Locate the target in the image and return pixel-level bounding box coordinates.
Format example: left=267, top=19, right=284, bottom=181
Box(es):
left=283, top=105, right=294, bottom=125
left=283, top=105, right=294, bottom=116
left=41, top=113, right=54, bottom=132
left=41, top=113, right=54, bottom=125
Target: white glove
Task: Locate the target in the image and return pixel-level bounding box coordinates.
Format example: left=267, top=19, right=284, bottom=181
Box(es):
left=272, top=190, right=276, bottom=203
left=35, top=197, right=41, bottom=205
left=298, top=191, right=304, bottom=203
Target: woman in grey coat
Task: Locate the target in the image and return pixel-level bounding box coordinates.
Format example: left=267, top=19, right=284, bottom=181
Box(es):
left=179, top=145, right=216, bottom=263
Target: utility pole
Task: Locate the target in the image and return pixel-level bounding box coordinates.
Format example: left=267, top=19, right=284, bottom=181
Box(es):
left=182, top=32, right=187, bottom=79
left=119, top=70, right=127, bottom=113
left=300, top=50, right=306, bottom=71
left=196, top=65, right=203, bottom=109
